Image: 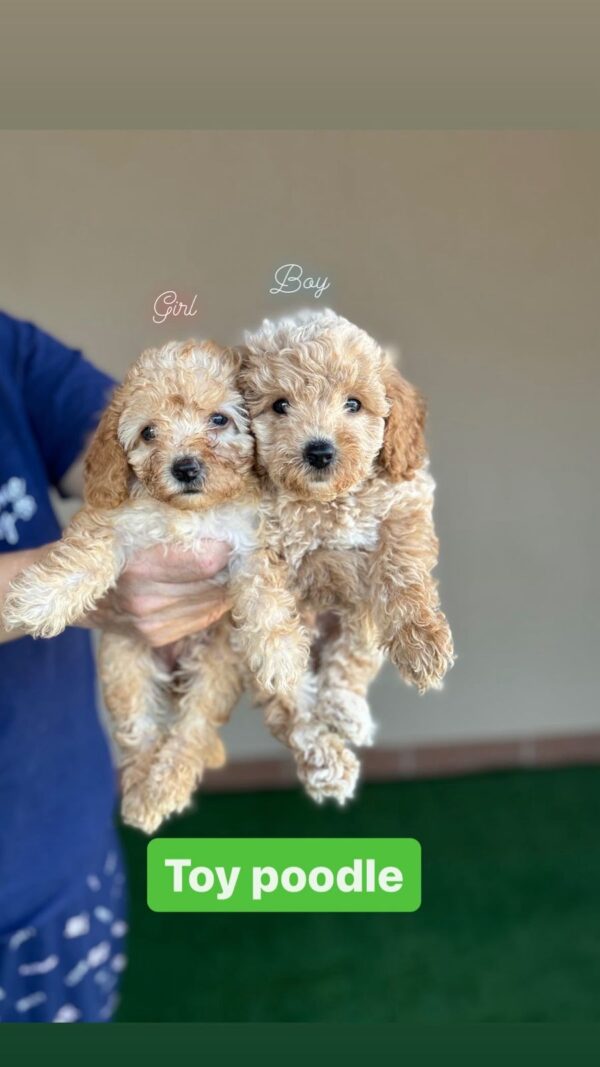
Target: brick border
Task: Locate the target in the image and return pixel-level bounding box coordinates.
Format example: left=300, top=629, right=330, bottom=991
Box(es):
left=201, top=732, right=600, bottom=792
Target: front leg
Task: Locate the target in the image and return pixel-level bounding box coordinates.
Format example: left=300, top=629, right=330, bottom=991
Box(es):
left=389, top=611, right=454, bottom=693
left=230, top=551, right=310, bottom=698
left=370, top=503, right=455, bottom=693
left=2, top=507, right=124, bottom=637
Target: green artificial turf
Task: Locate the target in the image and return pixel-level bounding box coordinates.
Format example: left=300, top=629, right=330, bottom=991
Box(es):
left=117, top=766, right=600, bottom=1022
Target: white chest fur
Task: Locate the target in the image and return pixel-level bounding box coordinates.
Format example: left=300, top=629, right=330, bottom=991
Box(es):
left=112, top=498, right=259, bottom=564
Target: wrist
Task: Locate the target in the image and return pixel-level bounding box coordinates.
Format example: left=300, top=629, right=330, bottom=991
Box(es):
left=0, top=543, right=57, bottom=644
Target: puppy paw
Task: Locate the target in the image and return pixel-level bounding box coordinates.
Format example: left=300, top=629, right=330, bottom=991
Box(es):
left=121, top=758, right=200, bottom=835
left=292, top=729, right=360, bottom=805
left=202, top=732, right=227, bottom=770
left=120, top=784, right=165, bottom=836
left=119, top=751, right=162, bottom=834
left=390, top=614, right=455, bottom=693
left=2, top=576, right=68, bottom=638
left=317, top=689, right=376, bottom=748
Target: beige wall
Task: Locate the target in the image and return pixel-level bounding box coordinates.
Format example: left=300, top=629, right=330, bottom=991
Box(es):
left=1, top=131, right=598, bottom=757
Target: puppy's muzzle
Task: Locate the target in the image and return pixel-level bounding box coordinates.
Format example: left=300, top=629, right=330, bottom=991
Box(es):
left=171, top=455, right=205, bottom=490
left=303, top=438, right=336, bottom=471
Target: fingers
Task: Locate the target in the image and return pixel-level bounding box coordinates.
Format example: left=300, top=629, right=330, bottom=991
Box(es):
left=141, top=600, right=231, bottom=647
left=81, top=540, right=233, bottom=647
left=117, top=577, right=223, bottom=599
left=91, top=588, right=232, bottom=646
left=125, top=540, right=231, bottom=582
left=132, top=590, right=231, bottom=629
left=112, top=582, right=228, bottom=621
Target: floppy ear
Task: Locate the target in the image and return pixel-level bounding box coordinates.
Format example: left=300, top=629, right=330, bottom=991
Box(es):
left=83, top=386, right=130, bottom=508
left=380, top=359, right=427, bottom=481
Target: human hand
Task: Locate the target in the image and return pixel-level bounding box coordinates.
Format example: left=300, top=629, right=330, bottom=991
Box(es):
left=90, top=541, right=231, bottom=647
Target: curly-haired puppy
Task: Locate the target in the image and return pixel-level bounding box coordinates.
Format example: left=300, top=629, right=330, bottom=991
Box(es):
left=2, top=340, right=308, bottom=832
left=239, top=310, right=454, bottom=802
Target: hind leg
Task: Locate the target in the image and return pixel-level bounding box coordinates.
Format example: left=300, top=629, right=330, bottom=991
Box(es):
left=100, top=630, right=169, bottom=760
left=123, top=622, right=244, bottom=833
left=315, top=614, right=383, bottom=748
left=99, top=631, right=170, bottom=826
left=258, top=675, right=360, bottom=805
left=256, top=614, right=381, bottom=804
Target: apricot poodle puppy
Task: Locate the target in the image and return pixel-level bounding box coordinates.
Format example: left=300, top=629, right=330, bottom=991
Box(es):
left=239, top=310, right=455, bottom=803
left=3, top=340, right=308, bottom=832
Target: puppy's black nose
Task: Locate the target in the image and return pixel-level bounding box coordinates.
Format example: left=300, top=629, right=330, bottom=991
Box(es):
left=171, top=455, right=203, bottom=484
left=303, top=438, right=336, bottom=470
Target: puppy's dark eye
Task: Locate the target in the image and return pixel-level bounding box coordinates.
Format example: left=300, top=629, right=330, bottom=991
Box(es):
left=209, top=413, right=229, bottom=427
left=141, top=425, right=156, bottom=441
left=345, top=398, right=362, bottom=413
left=272, top=398, right=290, bottom=415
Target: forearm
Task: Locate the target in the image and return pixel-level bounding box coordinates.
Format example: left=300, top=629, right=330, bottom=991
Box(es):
left=369, top=505, right=438, bottom=634
left=2, top=535, right=232, bottom=648
left=0, top=445, right=88, bottom=643
left=0, top=544, right=57, bottom=643
left=371, top=505, right=454, bottom=691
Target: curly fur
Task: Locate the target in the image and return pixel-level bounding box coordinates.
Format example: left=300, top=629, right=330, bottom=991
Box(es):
left=2, top=340, right=309, bottom=833
left=239, top=309, right=455, bottom=803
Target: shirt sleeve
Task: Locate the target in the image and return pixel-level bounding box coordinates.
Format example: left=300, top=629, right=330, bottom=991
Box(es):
left=12, top=317, right=116, bottom=489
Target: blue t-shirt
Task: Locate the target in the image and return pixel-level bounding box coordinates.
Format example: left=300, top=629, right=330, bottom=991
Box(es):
left=0, top=311, right=117, bottom=936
